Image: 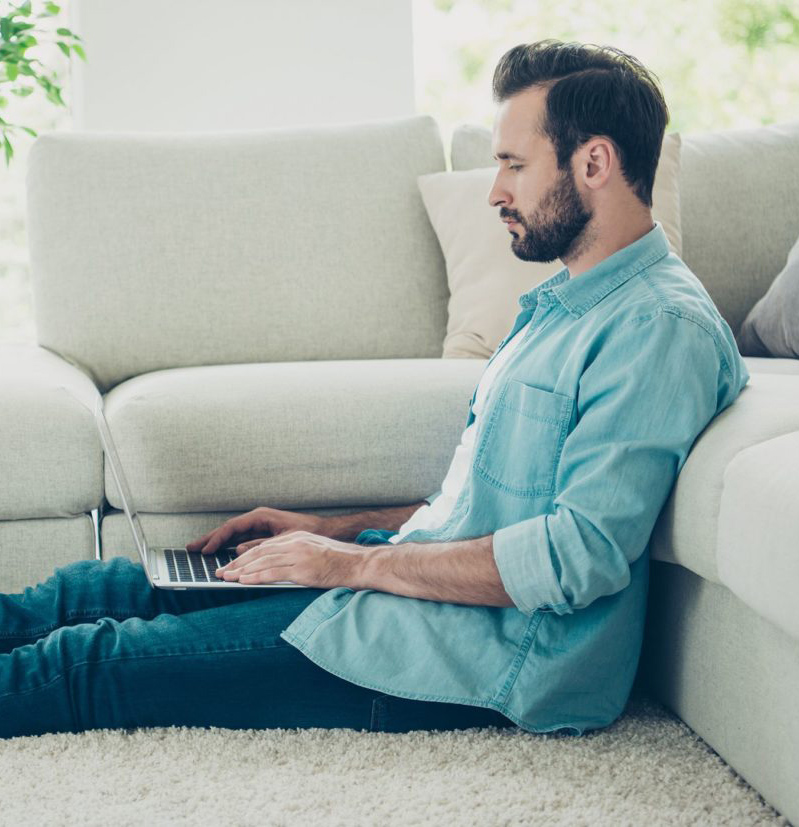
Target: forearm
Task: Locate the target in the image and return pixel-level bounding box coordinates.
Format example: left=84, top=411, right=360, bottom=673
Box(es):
left=322, top=501, right=428, bottom=541
left=356, top=534, right=516, bottom=609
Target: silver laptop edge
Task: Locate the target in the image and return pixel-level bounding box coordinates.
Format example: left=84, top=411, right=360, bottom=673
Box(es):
left=93, top=396, right=159, bottom=586
left=92, top=395, right=301, bottom=590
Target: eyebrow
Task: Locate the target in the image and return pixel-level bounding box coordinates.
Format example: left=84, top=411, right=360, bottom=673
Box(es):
left=492, top=152, right=526, bottom=161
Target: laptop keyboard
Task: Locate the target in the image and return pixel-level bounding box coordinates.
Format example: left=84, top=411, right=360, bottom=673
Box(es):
left=163, top=548, right=237, bottom=583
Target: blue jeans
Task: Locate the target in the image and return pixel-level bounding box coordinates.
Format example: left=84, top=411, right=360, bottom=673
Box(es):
left=0, top=531, right=515, bottom=738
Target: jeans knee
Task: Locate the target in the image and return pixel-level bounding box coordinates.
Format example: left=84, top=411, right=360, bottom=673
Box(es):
left=51, top=558, right=106, bottom=581
left=43, top=557, right=148, bottom=614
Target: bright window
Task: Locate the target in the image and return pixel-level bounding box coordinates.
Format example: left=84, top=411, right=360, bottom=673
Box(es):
left=413, top=0, right=799, bottom=168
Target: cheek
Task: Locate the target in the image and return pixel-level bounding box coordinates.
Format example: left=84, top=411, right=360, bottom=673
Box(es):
left=518, top=170, right=542, bottom=205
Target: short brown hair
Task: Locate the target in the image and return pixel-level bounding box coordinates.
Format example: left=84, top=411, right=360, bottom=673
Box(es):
left=492, top=39, right=669, bottom=208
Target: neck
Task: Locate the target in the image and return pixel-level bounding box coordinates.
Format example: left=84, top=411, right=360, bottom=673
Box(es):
left=563, top=211, right=655, bottom=278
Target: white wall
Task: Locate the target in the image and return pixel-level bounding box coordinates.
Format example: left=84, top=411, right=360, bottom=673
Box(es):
left=68, top=0, right=415, bottom=132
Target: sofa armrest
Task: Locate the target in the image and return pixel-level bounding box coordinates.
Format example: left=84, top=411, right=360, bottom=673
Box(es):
left=716, top=429, right=799, bottom=642
left=0, top=344, right=103, bottom=519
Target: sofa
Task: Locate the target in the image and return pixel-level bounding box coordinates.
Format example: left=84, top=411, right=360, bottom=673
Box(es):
left=1, top=114, right=797, bottom=823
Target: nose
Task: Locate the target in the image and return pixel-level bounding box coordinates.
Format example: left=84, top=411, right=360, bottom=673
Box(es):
left=488, top=170, right=510, bottom=209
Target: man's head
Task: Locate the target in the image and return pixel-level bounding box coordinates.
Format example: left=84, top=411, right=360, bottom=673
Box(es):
left=488, top=39, right=669, bottom=266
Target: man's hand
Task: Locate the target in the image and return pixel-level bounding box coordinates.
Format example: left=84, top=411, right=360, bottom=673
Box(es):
left=213, top=530, right=368, bottom=589
left=186, top=507, right=328, bottom=555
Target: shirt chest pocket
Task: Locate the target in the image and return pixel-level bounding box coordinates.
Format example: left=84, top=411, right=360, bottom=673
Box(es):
left=474, top=380, right=574, bottom=498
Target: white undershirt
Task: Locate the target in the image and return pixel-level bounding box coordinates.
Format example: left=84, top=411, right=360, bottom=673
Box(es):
left=389, top=316, right=535, bottom=543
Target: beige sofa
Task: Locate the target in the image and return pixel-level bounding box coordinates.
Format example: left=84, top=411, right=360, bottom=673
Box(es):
left=1, top=114, right=798, bottom=823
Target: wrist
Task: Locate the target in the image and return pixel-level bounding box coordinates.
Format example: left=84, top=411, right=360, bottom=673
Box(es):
left=320, top=502, right=426, bottom=541
left=356, top=541, right=414, bottom=592
left=355, top=542, right=387, bottom=591
left=320, top=513, right=359, bottom=541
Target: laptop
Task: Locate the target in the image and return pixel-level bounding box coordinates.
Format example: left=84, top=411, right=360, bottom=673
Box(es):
left=93, top=395, right=306, bottom=590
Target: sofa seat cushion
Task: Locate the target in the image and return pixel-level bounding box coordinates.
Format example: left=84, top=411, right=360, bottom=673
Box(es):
left=0, top=344, right=103, bottom=519
left=715, top=430, right=799, bottom=641
left=102, top=358, right=487, bottom=513
left=650, top=368, right=799, bottom=583
left=741, top=355, right=799, bottom=375
left=0, top=515, right=97, bottom=593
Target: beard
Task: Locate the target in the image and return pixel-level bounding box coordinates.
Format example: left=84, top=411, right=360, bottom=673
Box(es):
left=502, top=166, right=593, bottom=263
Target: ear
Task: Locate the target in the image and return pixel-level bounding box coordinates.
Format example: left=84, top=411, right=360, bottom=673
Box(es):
left=580, top=137, right=615, bottom=191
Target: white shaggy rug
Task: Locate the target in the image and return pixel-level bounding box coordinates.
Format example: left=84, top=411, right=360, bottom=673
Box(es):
left=0, top=691, right=789, bottom=826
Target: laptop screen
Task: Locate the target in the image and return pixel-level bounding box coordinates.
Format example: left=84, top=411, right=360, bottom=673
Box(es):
left=93, top=395, right=150, bottom=566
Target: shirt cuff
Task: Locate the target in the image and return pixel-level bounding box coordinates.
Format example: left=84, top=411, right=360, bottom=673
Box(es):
left=492, top=515, right=570, bottom=615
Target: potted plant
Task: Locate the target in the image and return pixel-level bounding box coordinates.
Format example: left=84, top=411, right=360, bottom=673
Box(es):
left=0, top=0, right=85, bottom=166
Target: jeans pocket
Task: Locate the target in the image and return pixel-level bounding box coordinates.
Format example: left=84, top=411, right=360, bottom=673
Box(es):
left=475, top=380, right=573, bottom=497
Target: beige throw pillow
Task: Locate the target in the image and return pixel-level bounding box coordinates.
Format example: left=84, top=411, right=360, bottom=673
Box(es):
left=418, top=132, right=682, bottom=359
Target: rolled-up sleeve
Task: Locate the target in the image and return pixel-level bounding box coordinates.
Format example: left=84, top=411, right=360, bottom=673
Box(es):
left=492, top=310, right=733, bottom=616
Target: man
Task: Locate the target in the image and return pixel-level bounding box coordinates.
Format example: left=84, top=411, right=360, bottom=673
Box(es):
left=0, top=40, right=749, bottom=738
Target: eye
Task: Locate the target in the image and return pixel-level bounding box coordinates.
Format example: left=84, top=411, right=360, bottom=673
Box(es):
left=509, top=164, right=523, bottom=171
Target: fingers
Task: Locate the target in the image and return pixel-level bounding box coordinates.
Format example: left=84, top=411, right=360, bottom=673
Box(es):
left=187, top=514, right=284, bottom=555
left=187, top=519, right=242, bottom=554
left=185, top=531, right=212, bottom=552
left=219, top=534, right=295, bottom=571
left=187, top=508, right=277, bottom=554
left=222, top=537, right=279, bottom=571
left=234, top=539, right=263, bottom=554
left=237, top=565, right=292, bottom=584
left=199, top=531, right=230, bottom=554
left=219, top=550, right=292, bottom=583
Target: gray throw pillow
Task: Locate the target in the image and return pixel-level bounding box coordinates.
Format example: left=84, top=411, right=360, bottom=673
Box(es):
left=736, top=230, right=799, bottom=358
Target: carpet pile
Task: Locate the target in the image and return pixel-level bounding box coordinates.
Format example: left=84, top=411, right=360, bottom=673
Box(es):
left=0, top=691, right=788, bottom=826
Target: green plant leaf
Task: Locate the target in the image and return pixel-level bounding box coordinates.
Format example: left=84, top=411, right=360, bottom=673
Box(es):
left=1, top=17, right=11, bottom=41
left=56, top=40, right=69, bottom=57
left=6, top=63, right=18, bottom=81
left=72, top=43, right=86, bottom=60
left=61, top=29, right=83, bottom=41
left=20, top=125, right=37, bottom=136
left=10, top=85, right=34, bottom=96
left=45, top=3, right=61, bottom=14
left=0, top=96, right=6, bottom=108
left=3, top=134, right=13, bottom=166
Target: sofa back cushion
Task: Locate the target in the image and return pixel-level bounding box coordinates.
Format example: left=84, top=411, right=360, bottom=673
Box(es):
left=451, top=119, right=799, bottom=338
left=678, top=120, right=799, bottom=336
left=26, top=115, right=449, bottom=392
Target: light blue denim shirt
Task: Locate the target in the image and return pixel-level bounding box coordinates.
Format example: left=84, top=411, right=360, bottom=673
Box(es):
left=280, top=221, right=750, bottom=734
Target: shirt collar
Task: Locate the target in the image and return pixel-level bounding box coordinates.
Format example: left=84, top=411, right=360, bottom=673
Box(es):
left=517, top=221, right=671, bottom=319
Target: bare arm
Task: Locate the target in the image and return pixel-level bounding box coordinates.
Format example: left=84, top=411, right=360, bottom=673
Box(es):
left=321, top=501, right=428, bottom=541
left=355, top=535, right=516, bottom=608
